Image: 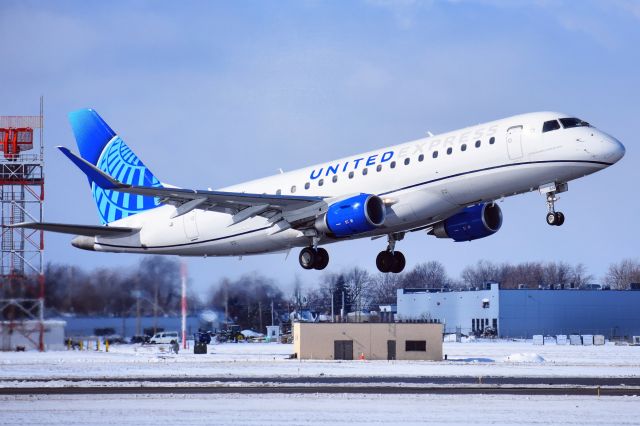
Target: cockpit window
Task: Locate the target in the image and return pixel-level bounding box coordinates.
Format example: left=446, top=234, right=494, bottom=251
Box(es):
left=542, top=120, right=560, bottom=133
left=559, top=118, right=590, bottom=128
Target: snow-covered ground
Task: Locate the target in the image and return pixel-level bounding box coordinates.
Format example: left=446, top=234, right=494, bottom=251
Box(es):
left=0, top=339, right=638, bottom=382
left=1, top=393, right=639, bottom=426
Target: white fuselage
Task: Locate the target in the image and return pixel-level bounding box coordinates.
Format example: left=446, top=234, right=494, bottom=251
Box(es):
left=92, top=112, right=624, bottom=256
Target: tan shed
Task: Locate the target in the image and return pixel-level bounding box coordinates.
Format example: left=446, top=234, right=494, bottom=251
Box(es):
left=293, top=322, right=442, bottom=361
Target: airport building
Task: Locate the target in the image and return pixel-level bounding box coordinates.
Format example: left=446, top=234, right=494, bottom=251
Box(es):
left=293, top=322, right=443, bottom=361
left=397, top=284, right=640, bottom=339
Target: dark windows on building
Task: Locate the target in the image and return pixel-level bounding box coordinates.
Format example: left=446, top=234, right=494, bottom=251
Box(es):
left=405, top=340, right=426, bottom=352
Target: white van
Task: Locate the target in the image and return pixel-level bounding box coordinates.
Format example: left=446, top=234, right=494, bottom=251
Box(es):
left=150, top=331, right=179, bottom=344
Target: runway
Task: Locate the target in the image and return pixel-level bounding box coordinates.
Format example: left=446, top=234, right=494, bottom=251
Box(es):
left=3, top=375, right=640, bottom=386
left=2, top=385, right=639, bottom=396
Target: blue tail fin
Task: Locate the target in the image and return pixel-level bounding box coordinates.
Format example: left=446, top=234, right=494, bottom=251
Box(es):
left=68, top=109, right=162, bottom=224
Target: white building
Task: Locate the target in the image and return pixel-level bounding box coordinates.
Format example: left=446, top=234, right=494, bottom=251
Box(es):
left=397, top=283, right=500, bottom=335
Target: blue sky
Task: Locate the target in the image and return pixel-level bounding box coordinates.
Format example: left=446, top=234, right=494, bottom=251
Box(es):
left=1, top=0, right=639, bottom=293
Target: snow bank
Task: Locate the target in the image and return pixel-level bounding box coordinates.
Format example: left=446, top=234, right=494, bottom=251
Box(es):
left=502, top=352, right=545, bottom=363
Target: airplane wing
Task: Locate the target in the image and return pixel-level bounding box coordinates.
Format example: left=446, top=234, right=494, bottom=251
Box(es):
left=58, top=146, right=329, bottom=229
left=6, top=222, right=138, bottom=237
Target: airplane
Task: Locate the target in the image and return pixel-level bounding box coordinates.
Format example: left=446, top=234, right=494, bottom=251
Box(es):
left=10, top=109, right=625, bottom=273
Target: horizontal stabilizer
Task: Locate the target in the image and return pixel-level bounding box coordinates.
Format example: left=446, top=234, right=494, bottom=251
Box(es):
left=6, top=222, right=137, bottom=237
left=58, top=146, right=125, bottom=190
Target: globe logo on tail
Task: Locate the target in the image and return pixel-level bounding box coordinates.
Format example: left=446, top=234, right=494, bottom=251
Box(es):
left=92, top=136, right=162, bottom=224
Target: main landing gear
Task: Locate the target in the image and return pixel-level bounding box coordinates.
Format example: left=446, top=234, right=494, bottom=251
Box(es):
left=376, top=233, right=406, bottom=274
left=540, top=182, right=567, bottom=227
left=299, top=246, right=329, bottom=270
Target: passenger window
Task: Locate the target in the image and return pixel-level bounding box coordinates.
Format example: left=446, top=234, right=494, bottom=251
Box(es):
left=543, top=120, right=561, bottom=133
left=348, top=171, right=354, bottom=179
left=276, top=189, right=281, bottom=195
left=332, top=175, right=338, bottom=183
left=404, top=158, right=410, bottom=165
left=475, top=140, right=481, bottom=148
left=390, top=161, right=396, bottom=169
left=489, top=137, right=495, bottom=144
left=432, top=151, right=438, bottom=159
left=461, top=144, right=467, bottom=152
left=446, top=147, right=452, bottom=155
left=318, top=179, right=324, bottom=186
left=376, top=165, right=382, bottom=172
left=304, top=182, right=310, bottom=190
left=418, top=154, right=424, bottom=162
left=291, top=185, right=296, bottom=193
left=362, top=168, right=368, bottom=175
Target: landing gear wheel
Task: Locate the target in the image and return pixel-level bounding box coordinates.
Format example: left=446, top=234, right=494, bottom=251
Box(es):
left=299, top=247, right=316, bottom=270
left=554, top=211, right=565, bottom=226
left=546, top=212, right=557, bottom=226
left=376, top=251, right=394, bottom=273
left=313, top=248, right=329, bottom=270
left=390, top=251, right=406, bottom=274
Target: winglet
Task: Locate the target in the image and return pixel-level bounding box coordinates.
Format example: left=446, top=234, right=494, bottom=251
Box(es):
left=58, top=146, right=127, bottom=190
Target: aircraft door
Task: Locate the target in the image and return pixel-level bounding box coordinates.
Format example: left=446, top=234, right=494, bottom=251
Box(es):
left=183, top=210, right=199, bottom=241
left=506, top=125, right=523, bottom=160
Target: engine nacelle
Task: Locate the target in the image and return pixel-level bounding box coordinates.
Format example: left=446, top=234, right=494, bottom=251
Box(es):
left=432, top=203, right=502, bottom=242
left=315, top=193, right=386, bottom=237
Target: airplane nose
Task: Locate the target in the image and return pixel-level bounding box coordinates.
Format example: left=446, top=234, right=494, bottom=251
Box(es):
left=607, top=136, right=625, bottom=164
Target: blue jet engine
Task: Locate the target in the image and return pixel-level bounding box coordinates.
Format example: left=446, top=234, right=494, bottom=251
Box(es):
left=431, top=203, right=502, bottom=242
left=315, top=193, right=386, bottom=237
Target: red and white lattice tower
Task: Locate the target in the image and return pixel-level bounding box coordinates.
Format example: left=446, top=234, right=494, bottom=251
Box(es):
left=0, top=98, right=45, bottom=351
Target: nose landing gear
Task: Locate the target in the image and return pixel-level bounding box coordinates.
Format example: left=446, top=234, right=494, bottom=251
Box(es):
left=546, top=211, right=565, bottom=226
left=540, top=182, right=567, bottom=226
left=376, top=233, right=406, bottom=273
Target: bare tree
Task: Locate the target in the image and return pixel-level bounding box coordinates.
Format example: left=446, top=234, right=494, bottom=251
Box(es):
left=343, top=267, right=373, bottom=315
left=368, top=273, right=403, bottom=306
left=209, top=273, right=285, bottom=330
left=400, top=261, right=450, bottom=289
left=604, top=259, right=640, bottom=290
left=569, top=263, right=593, bottom=288
left=498, top=262, right=543, bottom=289
left=461, top=260, right=501, bottom=288
left=541, top=262, right=573, bottom=288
